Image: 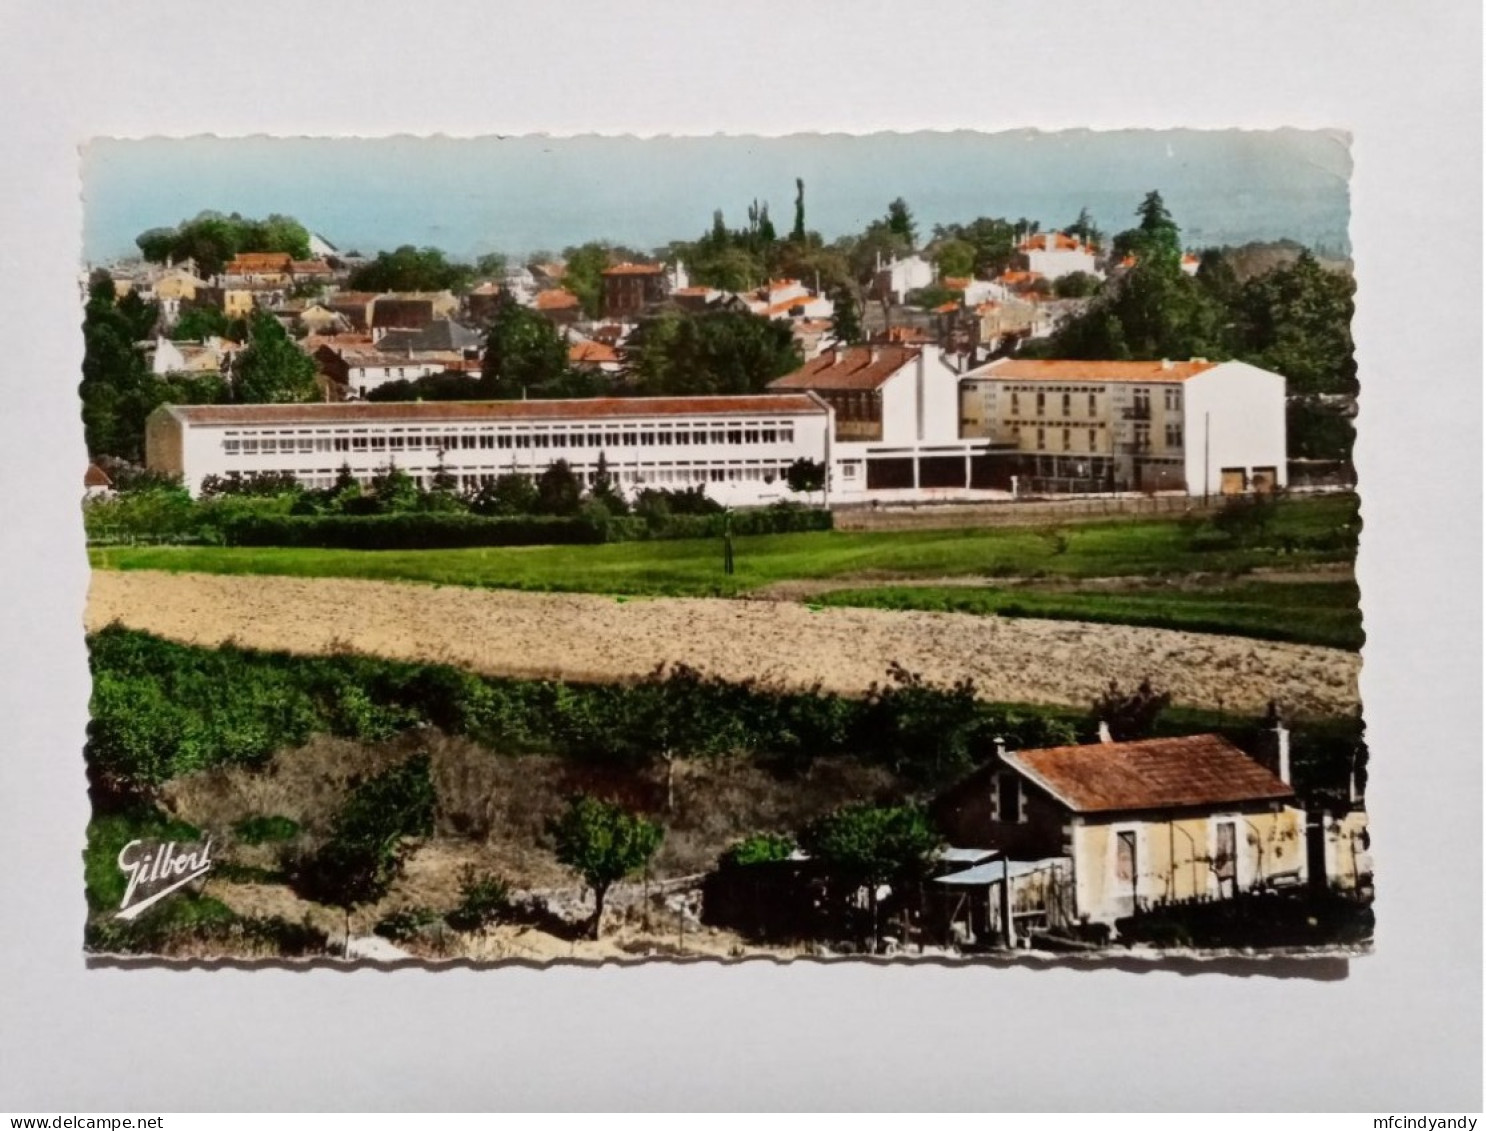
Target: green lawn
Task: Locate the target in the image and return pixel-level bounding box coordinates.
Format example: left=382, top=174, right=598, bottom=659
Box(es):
left=91, top=495, right=1359, bottom=600
left=812, top=578, right=1363, bottom=651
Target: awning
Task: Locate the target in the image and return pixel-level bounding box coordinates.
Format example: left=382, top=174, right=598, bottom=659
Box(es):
left=934, top=857, right=1068, bottom=887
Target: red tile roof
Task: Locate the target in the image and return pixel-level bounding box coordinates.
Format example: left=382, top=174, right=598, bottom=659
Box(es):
left=160, top=394, right=827, bottom=427
left=84, top=463, right=112, bottom=488
left=769, top=345, right=920, bottom=391
left=225, top=252, right=293, bottom=272
left=1006, top=734, right=1293, bottom=814
left=534, top=289, right=581, bottom=311
left=1018, top=231, right=1094, bottom=253
left=942, top=277, right=971, bottom=291
left=568, top=341, right=621, bottom=365
left=980, top=358, right=1219, bottom=383
left=601, top=262, right=665, bottom=276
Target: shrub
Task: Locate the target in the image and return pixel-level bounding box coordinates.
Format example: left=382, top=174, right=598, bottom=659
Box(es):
left=374, top=906, right=442, bottom=943
left=232, top=815, right=301, bottom=845
left=445, top=867, right=512, bottom=931
left=721, top=833, right=795, bottom=869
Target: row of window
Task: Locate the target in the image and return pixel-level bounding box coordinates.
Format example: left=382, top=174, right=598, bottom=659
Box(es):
left=221, top=424, right=799, bottom=457
left=271, top=464, right=793, bottom=492
left=1010, top=424, right=1185, bottom=453
left=1005, top=389, right=1184, bottom=418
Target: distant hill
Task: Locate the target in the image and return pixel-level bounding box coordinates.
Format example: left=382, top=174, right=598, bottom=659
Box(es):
left=1210, top=240, right=1352, bottom=281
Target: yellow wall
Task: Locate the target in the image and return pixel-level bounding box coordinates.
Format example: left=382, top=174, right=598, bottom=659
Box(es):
left=1072, top=806, right=1308, bottom=923
left=960, top=378, right=1189, bottom=458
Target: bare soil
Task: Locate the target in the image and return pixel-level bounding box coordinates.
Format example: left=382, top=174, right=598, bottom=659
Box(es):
left=90, top=569, right=1361, bottom=717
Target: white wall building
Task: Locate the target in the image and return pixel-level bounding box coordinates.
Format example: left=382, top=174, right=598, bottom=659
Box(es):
left=872, top=254, right=936, bottom=304
left=145, top=395, right=832, bottom=506
left=771, top=344, right=1000, bottom=501
left=959, top=357, right=1288, bottom=496
left=1018, top=231, right=1103, bottom=281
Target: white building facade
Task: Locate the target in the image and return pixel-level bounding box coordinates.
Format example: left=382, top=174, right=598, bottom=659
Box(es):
left=958, top=357, right=1288, bottom=496
left=1018, top=232, right=1103, bottom=281
left=145, top=395, right=832, bottom=506
left=772, top=344, right=1005, bottom=502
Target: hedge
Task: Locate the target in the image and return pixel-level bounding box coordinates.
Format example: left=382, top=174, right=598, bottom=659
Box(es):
left=220, top=507, right=833, bottom=549
left=223, top=512, right=612, bottom=549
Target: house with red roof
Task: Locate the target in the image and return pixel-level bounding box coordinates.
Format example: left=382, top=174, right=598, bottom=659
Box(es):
left=932, top=721, right=1313, bottom=933
left=1017, top=230, right=1103, bottom=281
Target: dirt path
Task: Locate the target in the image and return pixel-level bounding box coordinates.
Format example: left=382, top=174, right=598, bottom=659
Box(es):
left=88, top=569, right=1360, bottom=716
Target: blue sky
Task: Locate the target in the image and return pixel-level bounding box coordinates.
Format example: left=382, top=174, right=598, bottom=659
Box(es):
left=81, top=129, right=1350, bottom=265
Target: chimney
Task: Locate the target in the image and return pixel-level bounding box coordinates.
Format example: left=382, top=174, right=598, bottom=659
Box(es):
left=835, top=346, right=849, bottom=367
left=1097, top=720, right=1113, bottom=744
left=1160, top=358, right=1173, bottom=370
left=1259, top=700, right=1292, bottom=785
left=994, top=736, right=1007, bottom=758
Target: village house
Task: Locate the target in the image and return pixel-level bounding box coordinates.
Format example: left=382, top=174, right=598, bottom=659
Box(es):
left=312, top=345, right=457, bottom=399
left=746, top=278, right=834, bottom=323
left=83, top=462, right=114, bottom=499
left=958, top=357, right=1288, bottom=496
left=466, top=280, right=507, bottom=324
left=567, top=339, right=624, bottom=374
left=220, top=252, right=294, bottom=288
left=532, top=287, right=583, bottom=327
left=1016, top=230, right=1103, bottom=281
left=871, top=253, right=935, bottom=304
left=931, top=726, right=1309, bottom=936
left=323, top=292, right=382, bottom=331
left=372, top=291, right=460, bottom=331
left=146, top=335, right=242, bottom=378
left=600, top=262, right=669, bottom=318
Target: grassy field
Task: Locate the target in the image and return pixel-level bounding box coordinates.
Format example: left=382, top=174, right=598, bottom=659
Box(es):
left=812, top=578, right=1363, bottom=651
left=91, top=494, right=1359, bottom=599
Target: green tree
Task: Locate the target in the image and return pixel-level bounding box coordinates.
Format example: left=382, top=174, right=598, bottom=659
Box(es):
left=1091, top=677, right=1172, bottom=742
left=172, top=305, right=230, bottom=341
left=1066, top=206, right=1104, bottom=248
left=862, top=662, right=984, bottom=784
left=627, top=311, right=799, bottom=396
left=932, top=239, right=976, bottom=280
left=481, top=297, right=572, bottom=395
left=798, top=802, right=939, bottom=950
left=294, top=754, right=436, bottom=946
left=347, top=245, right=475, bottom=293
left=474, top=252, right=508, bottom=277
left=468, top=472, right=539, bottom=516
left=369, top=462, right=421, bottom=513
left=587, top=452, right=629, bottom=516
left=534, top=460, right=583, bottom=516
left=135, top=211, right=311, bottom=277
left=785, top=457, right=826, bottom=497
left=548, top=795, right=664, bottom=939
left=232, top=311, right=319, bottom=403
left=561, top=242, right=613, bottom=319
left=829, top=287, right=862, bottom=345
left=1052, top=271, right=1102, bottom=299
left=1232, top=250, right=1356, bottom=395
left=886, top=197, right=917, bottom=247
left=790, top=177, right=807, bottom=243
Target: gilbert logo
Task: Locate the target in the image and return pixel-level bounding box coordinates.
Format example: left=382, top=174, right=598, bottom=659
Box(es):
left=115, top=838, right=214, bottom=920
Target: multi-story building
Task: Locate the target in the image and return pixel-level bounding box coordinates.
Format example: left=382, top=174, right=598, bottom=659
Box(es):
left=145, top=394, right=832, bottom=505
left=600, top=263, right=668, bottom=318
left=959, top=357, right=1287, bottom=495
left=1016, top=231, right=1103, bottom=281
left=771, top=344, right=1007, bottom=500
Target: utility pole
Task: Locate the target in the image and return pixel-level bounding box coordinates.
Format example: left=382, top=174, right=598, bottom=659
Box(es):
left=1203, top=411, right=1211, bottom=505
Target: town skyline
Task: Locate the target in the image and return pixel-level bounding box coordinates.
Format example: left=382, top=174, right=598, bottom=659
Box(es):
left=83, top=129, right=1352, bottom=265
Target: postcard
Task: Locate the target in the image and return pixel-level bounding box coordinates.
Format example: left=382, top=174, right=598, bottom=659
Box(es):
left=77, top=130, right=1368, bottom=965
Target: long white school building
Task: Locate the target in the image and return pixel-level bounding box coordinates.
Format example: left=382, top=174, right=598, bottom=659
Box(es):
left=145, top=354, right=1288, bottom=505
left=145, top=395, right=833, bottom=506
